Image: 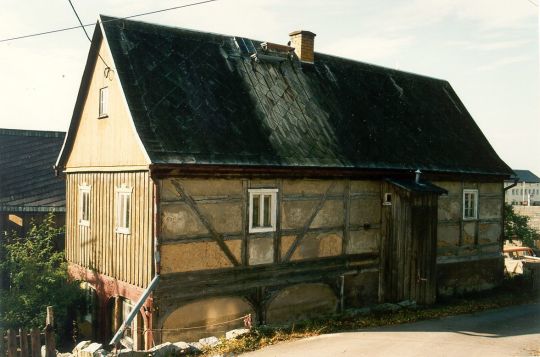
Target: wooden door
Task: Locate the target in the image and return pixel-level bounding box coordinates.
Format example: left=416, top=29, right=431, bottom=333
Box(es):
left=380, top=183, right=438, bottom=305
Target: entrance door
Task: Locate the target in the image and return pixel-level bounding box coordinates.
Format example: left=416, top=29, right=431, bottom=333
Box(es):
left=380, top=180, right=443, bottom=305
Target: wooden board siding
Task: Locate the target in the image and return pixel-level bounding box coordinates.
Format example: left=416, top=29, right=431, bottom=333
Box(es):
left=65, top=171, right=154, bottom=287
left=65, top=39, right=148, bottom=170
left=158, top=178, right=382, bottom=274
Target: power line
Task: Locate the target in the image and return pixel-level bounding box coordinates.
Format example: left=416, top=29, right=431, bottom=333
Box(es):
left=0, top=0, right=219, bottom=43
left=526, top=0, right=538, bottom=6
left=67, top=0, right=110, bottom=68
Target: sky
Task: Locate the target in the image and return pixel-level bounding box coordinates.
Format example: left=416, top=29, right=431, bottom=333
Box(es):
left=0, top=0, right=538, bottom=174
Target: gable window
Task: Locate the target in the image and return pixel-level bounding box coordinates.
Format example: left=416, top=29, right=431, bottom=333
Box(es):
left=116, top=185, right=132, bottom=234
left=79, top=185, right=91, bottom=226
left=98, top=87, right=109, bottom=118
left=463, top=189, right=478, bottom=220
left=249, top=189, right=278, bottom=233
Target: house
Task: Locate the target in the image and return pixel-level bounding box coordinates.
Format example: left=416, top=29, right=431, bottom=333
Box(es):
left=54, top=16, right=513, bottom=349
left=0, top=128, right=66, bottom=237
left=504, top=170, right=540, bottom=206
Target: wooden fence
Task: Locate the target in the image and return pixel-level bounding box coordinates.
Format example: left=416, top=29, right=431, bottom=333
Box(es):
left=0, top=307, right=56, bottom=357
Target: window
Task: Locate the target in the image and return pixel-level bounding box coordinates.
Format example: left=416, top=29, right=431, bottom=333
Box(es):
left=79, top=185, right=91, bottom=226
left=463, top=189, right=478, bottom=220
left=98, top=87, right=109, bottom=118
left=116, top=186, right=132, bottom=234
left=383, top=193, right=392, bottom=206
left=249, top=189, right=278, bottom=233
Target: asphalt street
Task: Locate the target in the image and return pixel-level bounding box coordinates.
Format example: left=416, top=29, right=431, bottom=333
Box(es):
left=242, top=303, right=540, bottom=357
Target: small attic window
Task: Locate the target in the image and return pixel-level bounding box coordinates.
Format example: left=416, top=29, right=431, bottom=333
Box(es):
left=98, top=87, right=109, bottom=118
left=383, top=193, right=392, bottom=206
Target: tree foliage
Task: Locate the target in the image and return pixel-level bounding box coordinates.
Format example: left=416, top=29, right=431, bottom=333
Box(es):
left=0, top=214, right=83, bottom=337
left=504, top=203, right=540, bottom=248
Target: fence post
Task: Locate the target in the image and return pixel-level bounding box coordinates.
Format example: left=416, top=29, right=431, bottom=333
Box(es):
left=19, top=328, right=28, bottom=357
left=30, top=328, right=40, bottom=357
left=7, top=330, right=16, bottom=357
left=44, top=325, right=55, bottom=357
left=46, top=306, right=54, bottom=326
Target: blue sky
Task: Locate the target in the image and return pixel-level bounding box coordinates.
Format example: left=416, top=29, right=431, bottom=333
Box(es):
left=0, top=0, right=538, bottom=174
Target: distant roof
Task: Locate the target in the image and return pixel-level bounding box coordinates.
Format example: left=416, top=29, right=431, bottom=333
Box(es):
left=0, top=129, right=66, bottom=212
left=58, top=16, right=512, bottom=177
left=509, top=170, right=540, bottom=183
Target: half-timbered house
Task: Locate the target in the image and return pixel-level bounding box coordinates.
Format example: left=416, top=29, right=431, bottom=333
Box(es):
left=55, top=16, right=513, bottom=349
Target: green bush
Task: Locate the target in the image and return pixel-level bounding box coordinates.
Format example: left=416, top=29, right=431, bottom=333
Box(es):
left=504, top=203, right=540, bottom=249
left=0, top=214, right=84, bottom=338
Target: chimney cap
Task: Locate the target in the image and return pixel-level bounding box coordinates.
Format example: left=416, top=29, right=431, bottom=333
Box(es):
left=289, top=30, right=316, bottom=37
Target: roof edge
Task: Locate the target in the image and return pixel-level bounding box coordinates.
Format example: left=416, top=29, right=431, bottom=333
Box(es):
left=0, top=128, right=65, bottom=138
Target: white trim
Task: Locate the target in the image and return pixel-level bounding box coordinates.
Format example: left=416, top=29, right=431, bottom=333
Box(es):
left=248, top=189, right=278, bottom=233
left=115, top=184, right=133, bottom=235
left=462, top=189, right=478, bottom=220
left=78, top=184, right=91, bottom=226
left=98, top=18, right=152, bottom=165
left=98, top=86, right=109, bottom=117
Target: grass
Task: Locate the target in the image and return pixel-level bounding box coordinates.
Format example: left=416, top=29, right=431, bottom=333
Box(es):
left=199, top=277, right=539, bottom=356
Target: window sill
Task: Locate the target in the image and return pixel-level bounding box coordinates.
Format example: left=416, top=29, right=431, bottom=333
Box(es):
left=97, top=114, right=109, bottom=119
left=249, top=226, right=276, bottom=234
left=116, top=228, right=131, bottom=235
left=462, top=217, right=478, bottom=221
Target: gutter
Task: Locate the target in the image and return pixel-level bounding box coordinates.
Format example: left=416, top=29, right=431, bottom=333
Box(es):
left=109, top=274, right=160, bottom=346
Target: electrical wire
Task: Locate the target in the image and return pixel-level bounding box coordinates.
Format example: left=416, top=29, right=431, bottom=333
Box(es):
left=526, top=0, right=538, bottom=6
left=67, top=0, right=110, bottom=68
left=0, top=0, right=220, bottom=43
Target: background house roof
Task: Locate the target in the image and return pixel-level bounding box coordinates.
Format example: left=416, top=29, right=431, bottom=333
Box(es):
left=509, top=170, right=540, bottom=183
left=62, top=16, right=512, bottom=177
left=0, top=129, right=66, bottom=212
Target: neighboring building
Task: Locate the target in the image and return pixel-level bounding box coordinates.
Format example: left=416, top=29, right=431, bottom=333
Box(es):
left=504, top=170, right=540, bottom=206
left=55, top=16, right=513, bottom=349
left=0, top=129, right=66, bottom=237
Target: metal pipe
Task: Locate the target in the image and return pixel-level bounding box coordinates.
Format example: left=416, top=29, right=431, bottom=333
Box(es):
left=109, top=275, right=160, bottom=346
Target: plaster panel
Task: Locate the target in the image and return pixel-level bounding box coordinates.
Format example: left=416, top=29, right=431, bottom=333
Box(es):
left=350, top=180, right=380, bottom=193
left=161, top=204, right=207, bottom=238
left=478, top=223, right=501, bottom=244
left=479, top=198, right=502, bottom=220
left=463, top=222, right=476, bottom=245
left=249, top=238, right=274, bottom=265
left=283, top=179, right=344, bottom=195
left=179, top=178, right=243, bottom=196
left=349, top=198, right=381, bottom=225
left=266, top=283, right=338, bottom=324
left=198, top=202, right=243, bottom=233
left=438, top=197, right=461, bottom=222
left=311, top=200, right=344, bottom=228
left=437, top=224, right=460, bottom=247
left=433, top=181, right=461, bottom=195
left=479, top=182, right=502, bottom=194
left=160, top=240, right=240, bottom=273
left=161, top=297, right=254, bottom=342
left=290, top=232, right=342, bottom=261
left=347, top=229, right=379, bottom=254
left=281, top=200, right=317, bottom=230
left=281, top=235, right=295, bottom=257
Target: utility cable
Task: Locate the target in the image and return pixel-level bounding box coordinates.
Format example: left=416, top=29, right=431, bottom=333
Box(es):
left=67, top=0, right=110, bottom=69
left=0, top=0, right=219, bottom=43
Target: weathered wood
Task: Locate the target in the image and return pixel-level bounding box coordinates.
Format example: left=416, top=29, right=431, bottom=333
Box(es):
left=283, top=182, right=335, bottom=262
left=170, top=180, right=240, bottom=266
left=46, top=306, right=54, bottom=326
left=44, top=325, right=55, bottom=357
left=7, top=329, right=16, bottom=357
left=342, top=180, right=351, bottom=255
left=19, top=328, right=28, bottom=357
left=30, top=328, right=40, bottom=357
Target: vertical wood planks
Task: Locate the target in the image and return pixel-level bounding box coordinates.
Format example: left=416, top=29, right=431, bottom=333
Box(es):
left=30, top=328, right=40, bottom=357
left=65, top=171, right=153, bottom=288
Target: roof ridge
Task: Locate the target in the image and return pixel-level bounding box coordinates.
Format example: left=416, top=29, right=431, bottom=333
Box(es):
left=0, top=128, right=65, bottom=138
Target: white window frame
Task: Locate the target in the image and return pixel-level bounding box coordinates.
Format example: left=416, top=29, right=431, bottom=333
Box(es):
left=463, top=189, right=478, bottom=220
left=248, top=188, right=278, bottom=233
left=78, top=185, right=91, bottom=226
left=98, top=86, right=109, bottom=118
left=115, top=185, right=132, bottom=234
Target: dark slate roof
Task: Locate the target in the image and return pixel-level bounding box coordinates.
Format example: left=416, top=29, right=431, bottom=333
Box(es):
left=0, top=129, right=66, bottom=212
left=386, top=179, right=447, bottom=194
left=59, top=16, right=512, bottom=177
left=510, top=170, right=540, bottom=183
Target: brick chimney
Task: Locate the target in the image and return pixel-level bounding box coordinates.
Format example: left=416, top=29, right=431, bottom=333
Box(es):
left=289, top=30, right=316, bottom=64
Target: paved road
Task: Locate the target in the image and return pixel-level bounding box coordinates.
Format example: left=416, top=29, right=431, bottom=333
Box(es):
left=242, top=303, right=540, bottom=357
